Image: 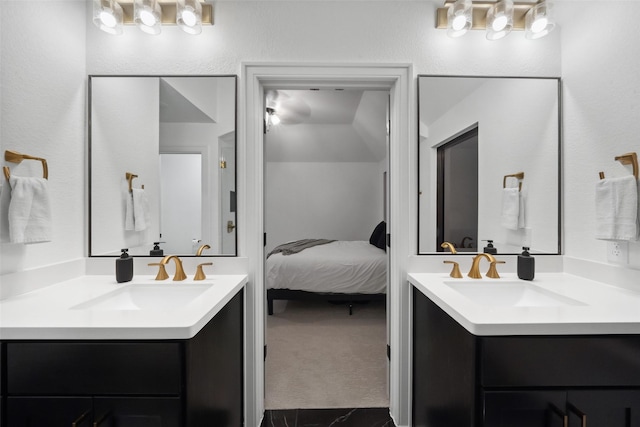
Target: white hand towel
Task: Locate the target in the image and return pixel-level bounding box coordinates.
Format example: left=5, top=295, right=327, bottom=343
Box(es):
left=501, top=177, right=521, bottom=230
left=595, top=175, right=638, bottom=241
left=125, top=192, right=135, bottom=231
left=132, top=188, right=149, bottom=231
left=8, top=176, right=52, bottom=244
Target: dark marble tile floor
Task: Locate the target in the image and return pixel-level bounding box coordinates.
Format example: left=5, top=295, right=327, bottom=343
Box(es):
left=262, top=408, right=396, bottom=427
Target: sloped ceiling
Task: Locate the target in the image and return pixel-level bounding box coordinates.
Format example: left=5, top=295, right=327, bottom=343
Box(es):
left=159, top=78, right=216, bottom=124
left=265, top=89, right=388, bottom=163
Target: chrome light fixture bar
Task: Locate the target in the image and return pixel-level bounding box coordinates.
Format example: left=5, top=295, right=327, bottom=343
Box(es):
left=436, top=0, right=555, bottom=40
left=93, top=0, right=212, bottom=35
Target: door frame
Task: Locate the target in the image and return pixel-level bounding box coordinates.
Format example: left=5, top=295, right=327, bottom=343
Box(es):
left=241, top=63, right=414, bottom=427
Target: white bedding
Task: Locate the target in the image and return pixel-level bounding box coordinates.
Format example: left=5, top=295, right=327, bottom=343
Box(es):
left=266, top=240, right=387, bottom=294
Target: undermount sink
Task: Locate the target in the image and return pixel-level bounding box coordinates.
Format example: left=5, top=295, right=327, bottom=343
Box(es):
left=71, top=283, right=212, bottom=311
left=443, top=281, right=587, bottom=308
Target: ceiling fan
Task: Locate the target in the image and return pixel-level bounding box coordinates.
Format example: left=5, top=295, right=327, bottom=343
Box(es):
left=265, top=90, right=311, bottom=126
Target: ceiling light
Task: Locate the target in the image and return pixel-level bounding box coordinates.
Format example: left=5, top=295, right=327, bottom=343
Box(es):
left=525, top=1, right=555, bottom=39
left=447, top=0, right=473, bottom=37
left=93, top=0, right=124, bottom=35
left=177, top=0, right=202, bottom=34
left=436, top=0, right=557, bottom=40
left=486, top=0, right=513, bottom=40
left=134, top=0, right=162, bottom=35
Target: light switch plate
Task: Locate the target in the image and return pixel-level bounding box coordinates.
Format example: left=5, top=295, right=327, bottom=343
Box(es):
left=607, top=241, right=629, bottom=264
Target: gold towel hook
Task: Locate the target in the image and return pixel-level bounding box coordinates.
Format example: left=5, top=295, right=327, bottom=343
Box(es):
left=503, top=172, right=525, bottom=191
left=3, top=150, right=48, bottom=181
left=125, top=172, right=138, bottom=193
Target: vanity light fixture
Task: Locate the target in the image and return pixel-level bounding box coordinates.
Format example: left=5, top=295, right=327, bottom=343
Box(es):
left=486, top=0, right=514, bottom=40
left=447, top=0, right=473, bottom=38
left=436, top=0, right=555, bottom=40
left=134, top=0, right=162, bottom=35
left=93, top=0, right=124, bottom=35
left=92, top=0, right=213, bottom=35
left=177, top=0, right=202, bottom=34
left=524, top=0, right=555, bottom=39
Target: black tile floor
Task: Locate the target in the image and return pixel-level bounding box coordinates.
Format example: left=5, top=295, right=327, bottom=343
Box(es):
left=262, top=408, right=396, bottom=427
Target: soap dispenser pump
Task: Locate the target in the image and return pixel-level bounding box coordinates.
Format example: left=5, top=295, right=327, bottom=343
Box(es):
left=483, top=240, right=498, bottom=255
left=517, top=247, right=535, bottom=281
left=150, top=242, right=165, bottom=257
left=116, top=248, right=133, bottom=283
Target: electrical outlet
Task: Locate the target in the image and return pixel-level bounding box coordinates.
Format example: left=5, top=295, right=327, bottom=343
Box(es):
left=607, top=241, right=629, bottom=264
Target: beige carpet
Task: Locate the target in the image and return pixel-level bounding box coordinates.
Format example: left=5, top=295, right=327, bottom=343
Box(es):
left=265, top=299, right=389, bottom=410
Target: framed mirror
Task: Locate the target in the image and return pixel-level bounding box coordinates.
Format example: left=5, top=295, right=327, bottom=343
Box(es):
left=89, top=75, right=237, bottom=257
left=418, top=75, right=561, bottom=255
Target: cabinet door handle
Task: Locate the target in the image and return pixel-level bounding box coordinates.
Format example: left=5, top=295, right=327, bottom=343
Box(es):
left=72, top=410, right=91, bottom=427
left=93, top=411, right=111, bottom=427
left=548, top=403, right=568, bottom=427
left=567, top=402, right=587, bottom=427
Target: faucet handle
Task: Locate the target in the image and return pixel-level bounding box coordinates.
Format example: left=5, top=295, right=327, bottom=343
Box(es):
left=194, top=262, right=213, bottom=281
left=443, top=260, right=462, bottom=278
left=487, top=260, right=506, bottom=279
left=148, top=263, right=169, bottom=281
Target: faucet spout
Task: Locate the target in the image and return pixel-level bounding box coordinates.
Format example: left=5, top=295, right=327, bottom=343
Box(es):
left=441, top=242, right=457, bottom=254
left=196, top=244, right=211, bottom=256
left=160, top=255, right=187, bottom=281
left=468, top=253, right=497, bottom=279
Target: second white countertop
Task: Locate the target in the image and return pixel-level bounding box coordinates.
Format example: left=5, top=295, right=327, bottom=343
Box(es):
left=0, top=275, right=247, bottom=340
left=409, top=272, right=640, bottom=336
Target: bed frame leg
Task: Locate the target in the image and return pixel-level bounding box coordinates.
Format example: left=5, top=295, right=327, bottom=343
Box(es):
left=268, top=297, right=274, bottom=315
left=349, top=303, right=353, bottom=316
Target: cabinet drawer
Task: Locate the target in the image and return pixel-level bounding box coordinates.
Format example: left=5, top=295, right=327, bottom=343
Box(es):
left=480, top=335, right=640, bottom=387
left=6, top=342, right=181, bottom=395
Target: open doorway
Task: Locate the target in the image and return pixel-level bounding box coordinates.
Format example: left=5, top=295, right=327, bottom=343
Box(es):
left=263, top=87, right=390, bottom=410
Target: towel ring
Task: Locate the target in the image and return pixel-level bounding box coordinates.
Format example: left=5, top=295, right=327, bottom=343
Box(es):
left=599, top=152, right=638, bottom=180
left=503, top=172, right=524, bottom=191
left=3, top=150, right=48, bottom=181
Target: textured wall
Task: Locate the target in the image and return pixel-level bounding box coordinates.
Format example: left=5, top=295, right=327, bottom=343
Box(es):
left=558, top=1, right=640, bottom=269
left=0, top=1, right=86, bottom=274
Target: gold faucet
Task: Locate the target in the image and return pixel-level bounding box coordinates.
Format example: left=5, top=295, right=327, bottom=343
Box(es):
left=441, top=242, right=457, bottom=254
left=196, top=244, right=210, bottom=256
left=468, top=253, right=497, bottom=279
left=194, top=262, right=213, bottom=281
left=160, top=255, right=187, bottom=281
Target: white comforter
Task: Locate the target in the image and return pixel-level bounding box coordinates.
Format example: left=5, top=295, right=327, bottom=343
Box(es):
left=266, top=240, right=387, bottom=294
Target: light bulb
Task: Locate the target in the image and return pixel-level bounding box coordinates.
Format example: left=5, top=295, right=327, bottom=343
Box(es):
left=177, top=0, right=202, bottom=34
left=525, top=1, right=555, bottom=40
left=452, top=15, right=467, bottom=31
left=531, top=17, right=548, bottom=33
left=492, top=15, right=508, bottom=32
left=270, top=114, right=281, bottom=126
left=134, top=0, right=162, bottom=35
left=93, top=0, right=123, bottom=35
left=486, top=0, right=513, bottom=40
left=140, top=10, right=157, bottom=27
left=181, top=9, right=197, bottom=27
left=447, top=0, right=472, bottom=37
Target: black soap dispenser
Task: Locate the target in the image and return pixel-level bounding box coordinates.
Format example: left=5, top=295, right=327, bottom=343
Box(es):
left=116, top=248, right=133, bottom=283
left=150, top=242, right=164, bottom=257
left=483, top=240, right=498, bottom=255
left=517, top=247, right=535, bottom=281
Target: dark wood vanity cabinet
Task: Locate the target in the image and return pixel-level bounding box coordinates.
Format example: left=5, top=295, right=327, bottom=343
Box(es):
left=412, top=287, right=640, bottom=427
left=0, top=289, right=243, bottom=427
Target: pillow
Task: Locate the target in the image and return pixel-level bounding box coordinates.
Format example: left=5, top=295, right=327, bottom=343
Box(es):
left=369, top=221, right=387, bottom=251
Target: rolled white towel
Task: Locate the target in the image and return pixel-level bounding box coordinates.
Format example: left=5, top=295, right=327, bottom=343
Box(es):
left=595, top=175, right=638, bottom=241
left=8, top=176, right=52, bottom=244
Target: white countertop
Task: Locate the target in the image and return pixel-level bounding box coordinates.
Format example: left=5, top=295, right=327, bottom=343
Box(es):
left=0, top=275, right=247, bottom=340
left=409, top=272, right=640, bottom=336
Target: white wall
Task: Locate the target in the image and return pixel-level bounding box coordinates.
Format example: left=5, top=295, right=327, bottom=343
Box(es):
left=558, top=1, right=640, bottom=269
left=265, top=162, right=383, bottom=252
left=0, top=1, right=86, bottom=275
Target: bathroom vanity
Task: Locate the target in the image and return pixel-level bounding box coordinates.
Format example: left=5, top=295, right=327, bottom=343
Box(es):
left=0, top=275, right=247, bottom=427
left=409, top=273, right=640, bottom=427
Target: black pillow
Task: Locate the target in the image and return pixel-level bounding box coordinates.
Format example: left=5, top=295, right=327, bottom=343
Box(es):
left=369, top=221, right=387, bottom=251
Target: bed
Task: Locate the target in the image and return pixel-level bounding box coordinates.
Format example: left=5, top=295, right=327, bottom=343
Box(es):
left=266, top=222, right=388, bottom=315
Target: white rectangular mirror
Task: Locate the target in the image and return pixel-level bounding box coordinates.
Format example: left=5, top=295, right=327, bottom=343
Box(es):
left=89, top=75, right=237, bottom=257
left=418, top=75, right=561, bottom=255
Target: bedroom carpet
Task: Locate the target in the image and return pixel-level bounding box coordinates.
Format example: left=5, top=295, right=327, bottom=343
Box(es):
left=265, top=299, right=388, bottom=410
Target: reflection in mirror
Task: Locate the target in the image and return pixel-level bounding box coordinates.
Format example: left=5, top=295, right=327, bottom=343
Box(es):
left=418, top=76, right=560, bottom=255
left=89, top=75, right=237, bottom=256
